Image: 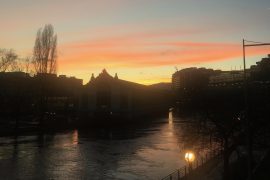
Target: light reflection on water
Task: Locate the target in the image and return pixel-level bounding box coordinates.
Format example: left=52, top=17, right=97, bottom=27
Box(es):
left=169, top=111, right=173, bottom=124
left=72, top=129, right=78, bottom=145
left=0, top=113, right=210, bottom=180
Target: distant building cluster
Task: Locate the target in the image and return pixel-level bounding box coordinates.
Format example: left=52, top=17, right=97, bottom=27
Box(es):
left=1, top=54, right=270, bottom=126
left=0, top=72, right=83, bottom=116
left=172, top=67, right=220, bottom=91
left=250, top=54, right=270, bottom=81
left=172, top=54, right=270, bottom=90
left=0, top=72, right=83, bottom=95
left=0, top=69, right=170, bottom=126
left=209, top=71, right=249, bottom=86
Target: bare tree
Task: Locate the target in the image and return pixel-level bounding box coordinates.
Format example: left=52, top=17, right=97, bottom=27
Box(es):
left=0, top=48, right=18, bottom=72
left=12, top=56, right=33, bottom=73
left=23, top=56, right=31, bottom=73
left=32, top=24, right=57, bottom=74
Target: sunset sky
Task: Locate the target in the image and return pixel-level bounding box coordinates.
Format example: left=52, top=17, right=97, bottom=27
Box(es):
left=1, top=0, right=270, bottom=84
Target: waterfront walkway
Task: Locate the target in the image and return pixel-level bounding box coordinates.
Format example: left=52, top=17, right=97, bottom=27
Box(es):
left=168, top=150, right=270, bottom=180
left=161, top=148, right=223, bottom=180
left=180, top=156, right=222, bottom=180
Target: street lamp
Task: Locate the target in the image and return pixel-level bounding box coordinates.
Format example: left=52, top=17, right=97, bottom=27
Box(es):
left=185, top=151, right=195, bottom=172
left=242, top=39, right=270, bottom=180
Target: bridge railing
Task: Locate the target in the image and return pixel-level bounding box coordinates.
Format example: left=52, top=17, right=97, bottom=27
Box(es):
left=161, top=147, right=223, bottom=180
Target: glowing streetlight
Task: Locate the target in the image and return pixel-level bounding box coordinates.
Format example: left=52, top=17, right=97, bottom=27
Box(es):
left=185, top=152, right=195, bottom=172
left=185, top=152, right=195, bottom=162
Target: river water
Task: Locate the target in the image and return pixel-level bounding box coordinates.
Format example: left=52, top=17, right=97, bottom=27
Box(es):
left=0, top=112, right=210, bottom=180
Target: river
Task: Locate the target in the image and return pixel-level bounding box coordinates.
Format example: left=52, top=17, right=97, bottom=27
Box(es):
left=0, top=112, right=211, bottom=180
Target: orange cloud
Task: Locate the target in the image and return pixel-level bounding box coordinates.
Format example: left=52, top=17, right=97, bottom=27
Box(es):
left=59, top=40, right=269, bottom=70
left=57, top=30, right=270, bottom=81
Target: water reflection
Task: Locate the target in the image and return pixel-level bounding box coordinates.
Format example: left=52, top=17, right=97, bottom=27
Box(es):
left=0, top=113, right=214, bottom=180
left=72, top=130, right=78, bottom=145
left=167, top=111, right=174, bottom=138
left=168, top=111, right=173, bottom=124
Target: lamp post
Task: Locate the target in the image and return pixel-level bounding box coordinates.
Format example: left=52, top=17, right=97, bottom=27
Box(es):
left=242, top=39, right=270, bottom=180
left=185, top=152, right=195, bottom=173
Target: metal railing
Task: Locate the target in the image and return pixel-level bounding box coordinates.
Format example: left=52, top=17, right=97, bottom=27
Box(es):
left=161, top=147, right=223, bottom=180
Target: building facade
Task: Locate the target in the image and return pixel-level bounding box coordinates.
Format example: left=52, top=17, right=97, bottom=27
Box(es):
left=172, top=67, right=218, bottom=91
left=209, top=71, right=249, bottom=86
left=80, top=69, right=170, bottom=121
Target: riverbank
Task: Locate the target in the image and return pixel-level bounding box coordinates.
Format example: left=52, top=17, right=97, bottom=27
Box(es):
left=182, top=156, right=223, bottom=180
left=0, top=114, right=169, bottom=137
left=180, top=150, right=270, bottom=180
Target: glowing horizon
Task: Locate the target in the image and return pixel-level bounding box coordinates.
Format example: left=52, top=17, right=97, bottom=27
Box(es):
left=1, top=0, right=270, bottom=84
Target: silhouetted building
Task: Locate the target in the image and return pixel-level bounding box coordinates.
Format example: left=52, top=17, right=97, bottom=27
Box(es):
left=0, top=72, right=33, bottom=115
left=172, top=67, right=218, bottom=91
left=33, top=73, right=83, bottom=114
left=250, top=54, right=270, bottom=81
left=209, top=70, right=249, bottom=86
left=80, top=69, right=170, bottom=121
left=0, top=72, right=83, bottom=123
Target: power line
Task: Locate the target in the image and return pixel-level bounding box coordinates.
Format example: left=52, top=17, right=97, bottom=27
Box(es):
left=244, top=40, right=270, bottom=44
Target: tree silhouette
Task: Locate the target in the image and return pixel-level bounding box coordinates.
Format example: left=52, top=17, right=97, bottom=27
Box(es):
left=0, top=48, right=18, bottom=72
left=32, top=24, right=57, bottom=74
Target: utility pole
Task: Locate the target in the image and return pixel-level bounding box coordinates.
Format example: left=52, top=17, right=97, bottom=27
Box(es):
left=242, top=39, right=270, bottom=180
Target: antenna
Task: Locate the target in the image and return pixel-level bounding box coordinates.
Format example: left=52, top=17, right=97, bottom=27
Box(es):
left=174, top=66, right=178, bottom=72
